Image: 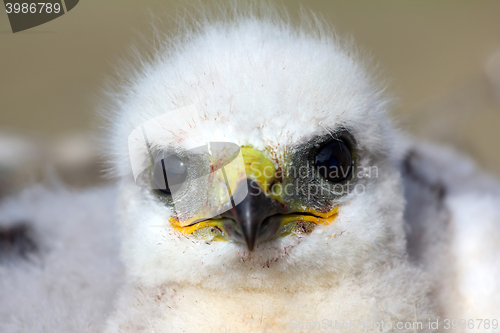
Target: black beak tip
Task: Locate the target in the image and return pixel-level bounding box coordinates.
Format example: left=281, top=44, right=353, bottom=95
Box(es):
left=245, top=237, right=255, bottom=251
left=221, top=179, right=283, bottom=251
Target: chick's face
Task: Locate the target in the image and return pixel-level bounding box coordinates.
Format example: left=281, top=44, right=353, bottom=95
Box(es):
left=110, top=20, right=406, bottom=289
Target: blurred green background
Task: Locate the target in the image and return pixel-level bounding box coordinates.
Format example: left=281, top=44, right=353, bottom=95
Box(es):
left=1, top=0, right=500, bottom=195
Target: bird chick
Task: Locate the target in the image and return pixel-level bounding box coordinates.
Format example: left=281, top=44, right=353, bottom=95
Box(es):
left=1, top=5, right=499, bottom=333
left=104, top=8, right=438, bottom=333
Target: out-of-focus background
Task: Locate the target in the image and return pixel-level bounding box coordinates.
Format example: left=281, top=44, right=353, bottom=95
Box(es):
left=1, top=0, right=500, bottom=199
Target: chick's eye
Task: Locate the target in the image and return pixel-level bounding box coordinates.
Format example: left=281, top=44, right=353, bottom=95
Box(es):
left=151, top=155, right=187, bottom=195
left=314, top=139, right=353, bottom=183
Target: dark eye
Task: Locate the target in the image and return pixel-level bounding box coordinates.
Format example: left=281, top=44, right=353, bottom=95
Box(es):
left=151, top=155, right=187, bottom=195
left=314, top=139, right=353, bottom=183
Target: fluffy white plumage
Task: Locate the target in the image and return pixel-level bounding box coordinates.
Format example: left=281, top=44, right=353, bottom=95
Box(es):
left=1, top=5, right=500, bottom=333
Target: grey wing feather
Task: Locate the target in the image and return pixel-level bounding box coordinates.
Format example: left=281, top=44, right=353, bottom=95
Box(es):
left=400, top=140, right=500, bottom=320
left=0, top=185, right=123, bottom=333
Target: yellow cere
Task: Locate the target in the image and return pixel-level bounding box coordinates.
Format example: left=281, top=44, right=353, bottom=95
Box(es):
left=239, top=146, right=277, bottom=193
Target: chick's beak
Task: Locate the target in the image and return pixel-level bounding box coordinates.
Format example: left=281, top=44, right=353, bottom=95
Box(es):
left=168, top=146, right=339, bottom=250
left=220, top=179, right=282, bottom=251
